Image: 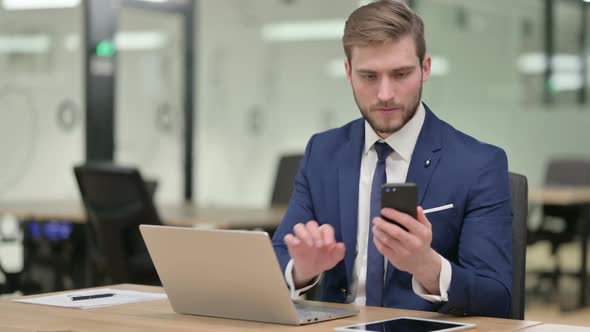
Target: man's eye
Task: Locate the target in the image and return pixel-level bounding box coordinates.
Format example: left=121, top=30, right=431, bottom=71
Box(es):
left=363, top=74, right=377, bottom=80
left=395, top=72, right=410, bottom=79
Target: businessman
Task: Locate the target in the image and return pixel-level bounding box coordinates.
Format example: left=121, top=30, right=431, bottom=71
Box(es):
left=271, top=0, right=513, bottom=318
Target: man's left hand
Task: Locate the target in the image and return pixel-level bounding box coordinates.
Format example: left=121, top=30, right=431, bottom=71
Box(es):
left=372, top=207, right=442, bottom=295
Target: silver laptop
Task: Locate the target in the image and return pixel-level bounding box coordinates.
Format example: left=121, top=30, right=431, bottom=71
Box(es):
left=140, top=225, right=359, bottom=325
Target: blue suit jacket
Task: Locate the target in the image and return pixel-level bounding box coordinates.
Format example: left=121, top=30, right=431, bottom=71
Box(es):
left=271, top=105, right=513, bottom=318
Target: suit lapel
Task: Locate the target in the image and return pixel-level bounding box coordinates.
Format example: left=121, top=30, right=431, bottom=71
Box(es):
left=385, top=104, right=444, bottom=287
left=405, top=104, right=443, bottom=205
left=337, top=120, right=365, bottom=284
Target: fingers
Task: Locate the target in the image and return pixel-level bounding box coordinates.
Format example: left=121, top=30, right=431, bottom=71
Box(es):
left=330, top=242, right=346, bottom=261
left=306, top=221, right=323, bottom=247
left=284, top=222, right=346, bottom=277
left=293, top=222, right=314, bottom=247
left=284, top=233, right=301, bottom=247
left=374, top=234, right=410, bottom=257
left=373, top=218, right=420, bottom=252
left=380, top=207, right=431, bottom=238
left=292, top=221, right=338, bottom=248
left=319, top=224, right=336, bottom=247
left=416, top=207, right=432, bottom=229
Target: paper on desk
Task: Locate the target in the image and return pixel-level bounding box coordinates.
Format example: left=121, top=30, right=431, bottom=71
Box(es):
left=13, top=288, right=167, bottom=309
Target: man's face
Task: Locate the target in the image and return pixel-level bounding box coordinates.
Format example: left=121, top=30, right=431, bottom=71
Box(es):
left=345, top=35, right=431, bottom=138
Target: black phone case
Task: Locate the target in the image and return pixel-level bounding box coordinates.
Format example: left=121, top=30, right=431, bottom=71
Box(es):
left=380, top=183, right=418, bottom=230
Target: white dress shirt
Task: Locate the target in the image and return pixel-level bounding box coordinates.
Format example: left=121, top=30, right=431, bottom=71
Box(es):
left=285, top=103, right=451, bottom=304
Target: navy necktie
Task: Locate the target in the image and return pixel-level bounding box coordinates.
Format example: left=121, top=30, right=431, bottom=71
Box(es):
left=366, top=142, right=392, bottom=307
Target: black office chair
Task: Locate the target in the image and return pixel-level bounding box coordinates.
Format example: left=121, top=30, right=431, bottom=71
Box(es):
left=260, top=153, right=305, bottom=243
left=527, top=159, right=590, bottom=300
left=74, top=163, right=161, bottom=286
left=509, top=172, right=528, bottom=320
left=270, top=154, right=304, bottom=207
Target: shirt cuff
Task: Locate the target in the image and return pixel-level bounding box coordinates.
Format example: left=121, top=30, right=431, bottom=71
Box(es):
left=411, top=254, right=451, bottom=303
left=285, top=259, right=322, bottom=300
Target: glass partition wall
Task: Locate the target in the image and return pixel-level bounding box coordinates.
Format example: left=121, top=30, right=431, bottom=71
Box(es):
left=0, top=4, right=84, bottom=201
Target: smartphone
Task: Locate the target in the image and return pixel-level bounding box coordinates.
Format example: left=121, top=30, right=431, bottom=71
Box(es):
left=380, top=183, right=418, bottom=230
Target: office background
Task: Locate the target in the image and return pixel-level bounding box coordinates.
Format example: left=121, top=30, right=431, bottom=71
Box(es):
left=1, top=0, right=590, bottom=325
left=0, top=0, right=587, bottom=206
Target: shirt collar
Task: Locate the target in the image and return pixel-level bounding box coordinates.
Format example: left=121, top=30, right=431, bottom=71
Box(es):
left=364, top=102, right=426, bottom=162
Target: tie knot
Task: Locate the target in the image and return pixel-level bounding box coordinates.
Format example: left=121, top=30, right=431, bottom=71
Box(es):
left=374, top=142, right=392, bottom=162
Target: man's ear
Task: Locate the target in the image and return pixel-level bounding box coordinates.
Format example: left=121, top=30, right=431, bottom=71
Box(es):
left=345, top=59, right=352, bottom=84
left=421, top=55, right=432, bottom=83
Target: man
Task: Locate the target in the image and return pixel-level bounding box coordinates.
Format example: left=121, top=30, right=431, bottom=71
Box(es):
left=271, top=0, right=513, bottom=318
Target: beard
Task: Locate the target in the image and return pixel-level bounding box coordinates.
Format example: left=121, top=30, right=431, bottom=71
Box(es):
left=354, top=83, right=423, bottom=136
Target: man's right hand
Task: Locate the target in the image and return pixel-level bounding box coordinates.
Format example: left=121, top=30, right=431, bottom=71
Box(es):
left=283, top=221, right=346, bottom=288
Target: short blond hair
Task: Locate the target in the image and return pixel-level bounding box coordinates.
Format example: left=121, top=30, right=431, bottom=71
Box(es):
left=343, top=0, right=426, bottom=64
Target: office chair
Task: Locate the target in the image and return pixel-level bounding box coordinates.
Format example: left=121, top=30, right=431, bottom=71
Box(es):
left=258, top=153, right=304, bottom=241
left=74, top=163, right=161, bottom=286
left=527, top=158, right=590, bottom=300
left=509, top=172, right=528, bottom=320
left=270, top=154, right=304, bottom=206
left=0, top=215, right=23, bottom=294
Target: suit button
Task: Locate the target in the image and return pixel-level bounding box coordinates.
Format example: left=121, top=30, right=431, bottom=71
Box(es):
left=340, top=288, right=347, bottom=295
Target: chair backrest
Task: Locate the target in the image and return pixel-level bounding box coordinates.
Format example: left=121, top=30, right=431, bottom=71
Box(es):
left=74, top=163, right=161, bottom=284
left=270, top=154, right=303, bottom=206
left=543, top=158, right=590, bottom=221
left=545, top=158, right=590, bottom=186
left=509, top=172, right=528, bottom=320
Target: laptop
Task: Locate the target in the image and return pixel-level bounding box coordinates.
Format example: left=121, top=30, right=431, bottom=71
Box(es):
left=139, top=225, right=359, bottom=325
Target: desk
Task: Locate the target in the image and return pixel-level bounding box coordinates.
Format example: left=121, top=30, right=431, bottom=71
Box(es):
left=520, top=324, right=590, bottom=331
left=529, top=187, right=590, bottom=309
left=529, top=187, right=590, bottom=206
left=0, top=200, right=287, bottom=229
left=0, top=284, right=541, bottom=332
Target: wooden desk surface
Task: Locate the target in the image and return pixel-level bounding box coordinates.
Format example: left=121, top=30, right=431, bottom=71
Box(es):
left=520, top=323, right=590, bottom=331
left=0, top=284, right=541, bottom=332
left=529, top=187, right=590, bottom=206
left=0, top=200, right=287, bottom=229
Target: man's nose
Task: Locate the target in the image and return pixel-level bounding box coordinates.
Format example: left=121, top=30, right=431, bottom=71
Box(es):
left=377, top=78, right=395, bottom=102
